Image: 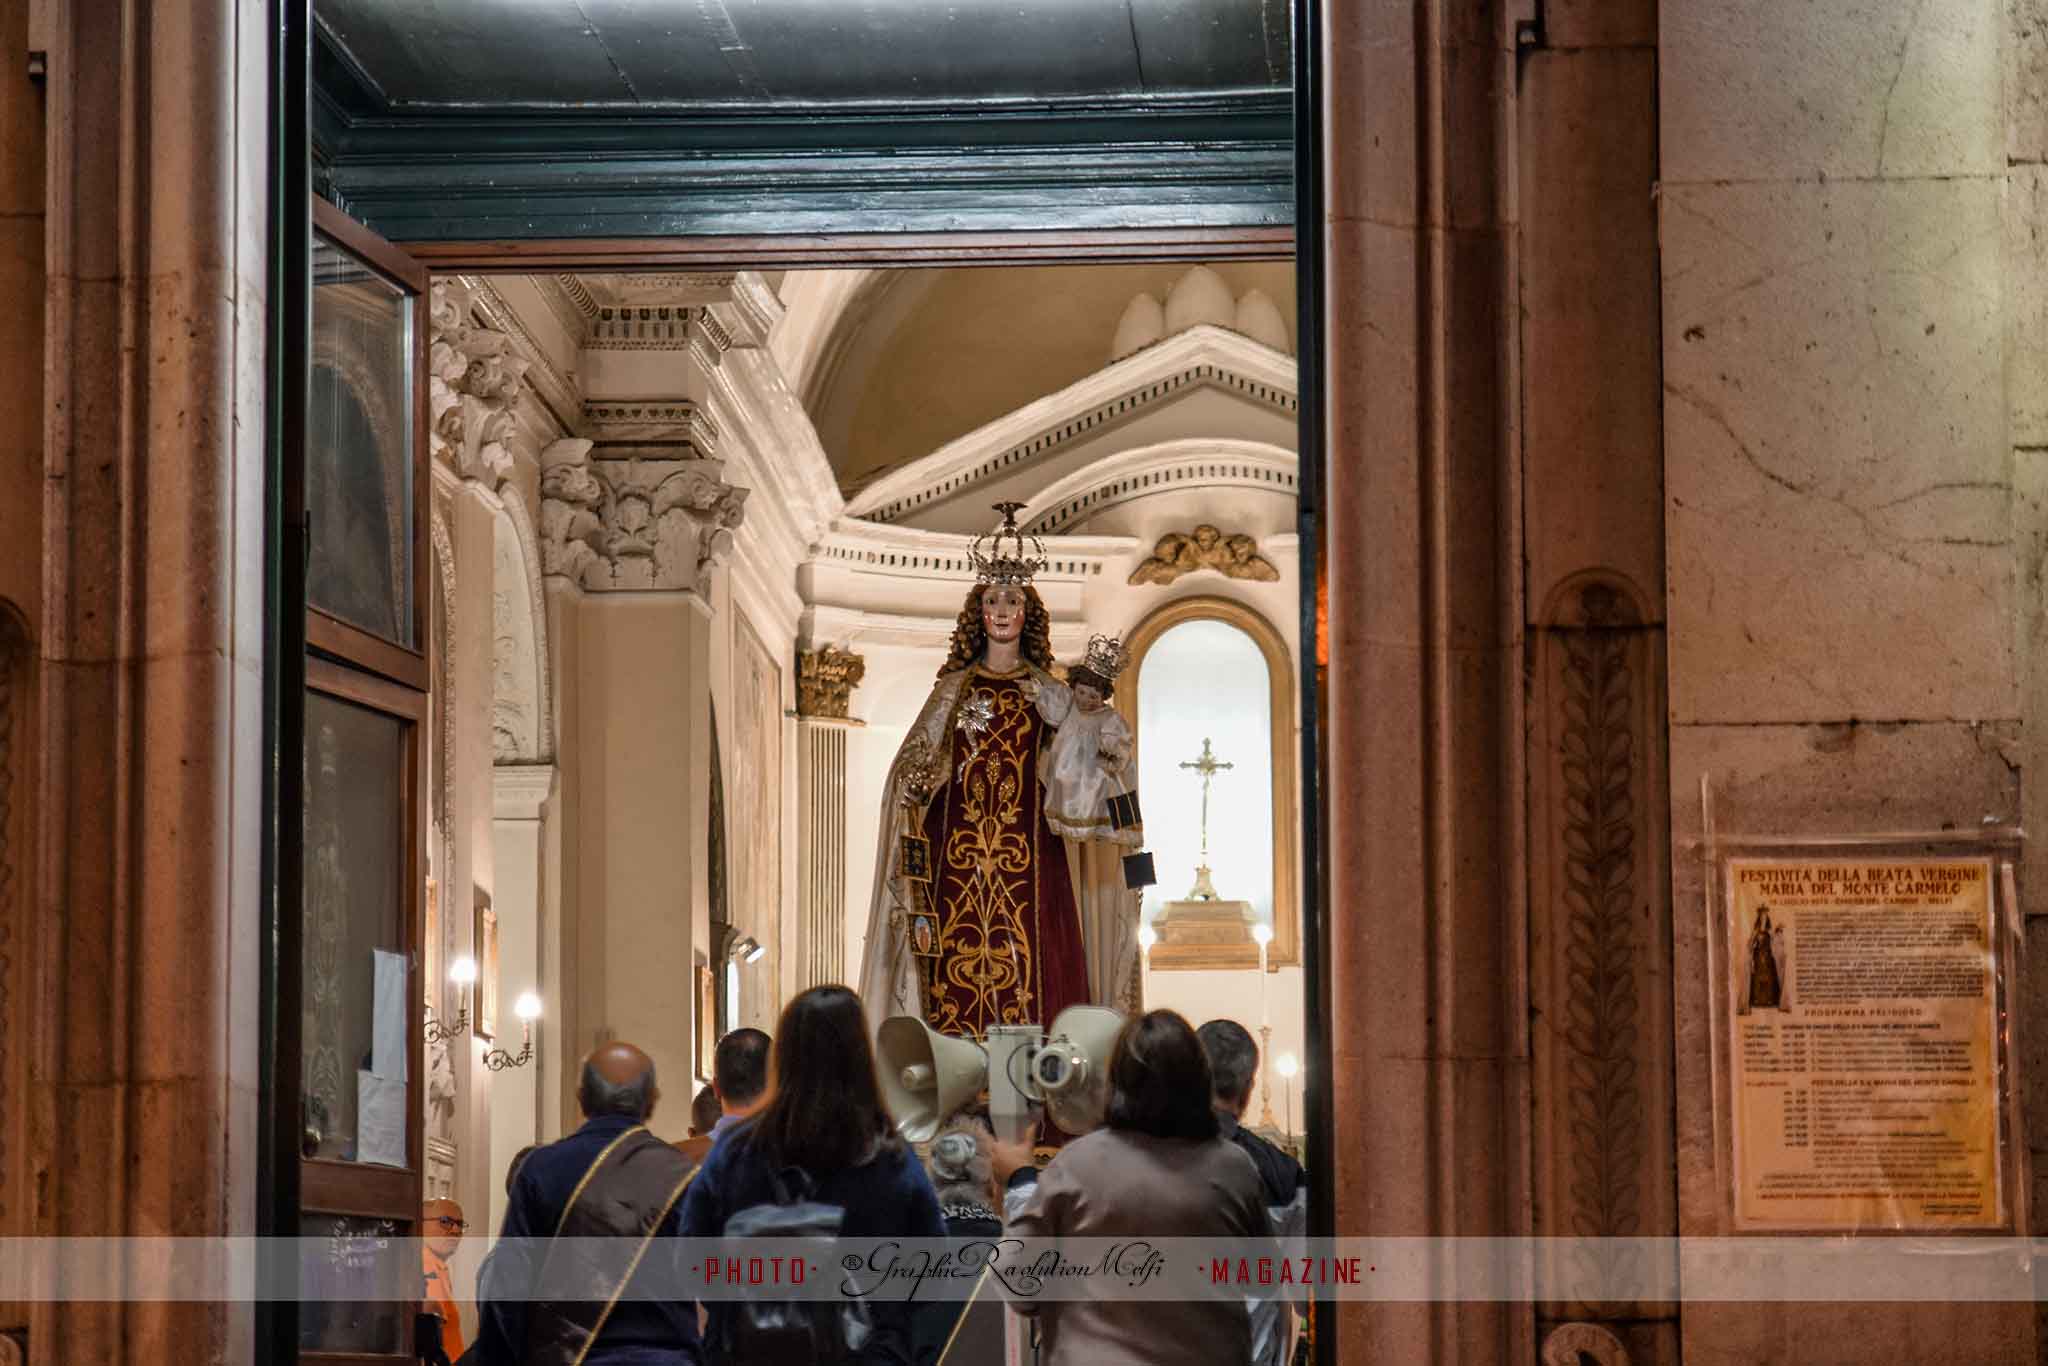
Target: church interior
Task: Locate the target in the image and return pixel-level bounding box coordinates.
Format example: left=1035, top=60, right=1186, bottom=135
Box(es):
left=9, top=0, right=2048, bottom=1362
left=408, top=258, right=1310, bottom=1237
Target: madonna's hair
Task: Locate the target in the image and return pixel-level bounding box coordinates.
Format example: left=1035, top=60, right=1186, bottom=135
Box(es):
left=938, top=583, right=1055, bottom=678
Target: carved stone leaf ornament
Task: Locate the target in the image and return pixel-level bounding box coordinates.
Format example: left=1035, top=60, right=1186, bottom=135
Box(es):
left=540, top=450, right=749, bottom=593
left=430, top=281, right=531, bottom=486
left=1558, top=582, right=1642, bottom=1313
left=1128, top=525, right=1282, bottom=586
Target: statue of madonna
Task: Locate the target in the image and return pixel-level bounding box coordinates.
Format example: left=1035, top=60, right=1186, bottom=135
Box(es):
left=858, top=505, right=1133, bottom=1040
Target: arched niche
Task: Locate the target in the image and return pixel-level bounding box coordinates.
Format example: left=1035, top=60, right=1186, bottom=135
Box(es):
left=489, top=500, right=552, bottom=764
left=1113, top=594, right=1299, bottom=969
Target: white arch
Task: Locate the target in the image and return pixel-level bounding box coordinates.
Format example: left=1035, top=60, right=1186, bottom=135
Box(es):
left=485, top=490, right=555, bottom=764
left=1019, top=438, right=1298, bottom=536
left=769, top=269, right=886, bottom=409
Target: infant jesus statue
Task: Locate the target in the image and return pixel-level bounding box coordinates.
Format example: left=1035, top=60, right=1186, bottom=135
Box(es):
left=1040, top=634, right=1142, bottom=847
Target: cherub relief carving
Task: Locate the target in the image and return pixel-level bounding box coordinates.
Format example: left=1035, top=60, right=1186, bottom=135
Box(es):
left=1127, top=525, right=1281, bottom=586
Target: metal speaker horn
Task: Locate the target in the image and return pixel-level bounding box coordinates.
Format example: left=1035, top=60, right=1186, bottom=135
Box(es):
left=877, top=1015, right=987, bottom=1142
left=1030, top=1005, right=1124, bottom=1135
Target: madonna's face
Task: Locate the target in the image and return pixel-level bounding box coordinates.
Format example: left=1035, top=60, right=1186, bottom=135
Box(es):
left=981, top=586, right=1027, bottom=645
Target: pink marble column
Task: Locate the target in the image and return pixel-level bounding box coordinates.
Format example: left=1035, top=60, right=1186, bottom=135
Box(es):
left=32, top=2, right=269, bottom=1363
left=1322, top=0, right=1529, bottom=1359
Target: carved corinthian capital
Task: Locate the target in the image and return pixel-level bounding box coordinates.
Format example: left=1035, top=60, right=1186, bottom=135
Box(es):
left=538, top=439, right=750, bottom=593
left=430, top=280, right=532, bottom=486
left=796, top=648, right=867, bottom=719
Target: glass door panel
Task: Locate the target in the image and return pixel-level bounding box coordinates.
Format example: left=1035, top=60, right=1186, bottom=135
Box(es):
left=309, top=237, right=416, bottom=650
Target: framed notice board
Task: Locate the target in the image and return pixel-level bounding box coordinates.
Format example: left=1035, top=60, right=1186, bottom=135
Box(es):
left=1708, top=835, right=2022, bottom=1233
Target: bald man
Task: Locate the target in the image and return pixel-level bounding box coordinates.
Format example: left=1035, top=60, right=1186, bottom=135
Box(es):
left=470, top=1042, right=701, bottom=1365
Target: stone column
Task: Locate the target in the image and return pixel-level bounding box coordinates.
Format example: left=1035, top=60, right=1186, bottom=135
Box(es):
left=33, top=2, right=269, bottom=1363
left=1322, top=0, right=1526, bottom=1360
left=795, top=648, right=865, bottom=989
left=490, top=763, right=555, bottom=1233
left=542, top=436, right=744, bottom=1136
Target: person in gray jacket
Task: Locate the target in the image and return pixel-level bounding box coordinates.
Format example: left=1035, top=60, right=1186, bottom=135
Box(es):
left=993, top=1009, right=1277, bottom=1366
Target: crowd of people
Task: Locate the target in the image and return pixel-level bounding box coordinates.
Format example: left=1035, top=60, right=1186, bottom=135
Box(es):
left=423, top=985, right=1307, bottom=1366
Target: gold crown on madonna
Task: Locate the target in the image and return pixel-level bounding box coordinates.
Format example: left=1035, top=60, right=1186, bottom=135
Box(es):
left=970, top=501, right=1049, bottom=587
left=1080, top=633, right=1129, bottom=681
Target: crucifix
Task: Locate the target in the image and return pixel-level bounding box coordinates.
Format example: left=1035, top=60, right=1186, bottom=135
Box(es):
left=1178, top=737, right=1234, bottom=900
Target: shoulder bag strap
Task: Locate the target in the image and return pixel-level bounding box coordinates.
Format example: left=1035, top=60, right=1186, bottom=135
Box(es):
left=551, top=1124, right=647, bottom=1238
left=565, top=1161, right=700, bottom=1366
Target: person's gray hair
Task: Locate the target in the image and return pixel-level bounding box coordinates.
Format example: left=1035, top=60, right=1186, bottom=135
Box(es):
left=924, top=1117, right=993, bottom=1208
left=1196, top=1018, right=1258, bottom=1108
left=579, top=1059, right=657, bottom=1119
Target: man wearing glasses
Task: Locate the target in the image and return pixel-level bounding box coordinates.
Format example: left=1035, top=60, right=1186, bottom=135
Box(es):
left=422, top=1197, right=469, bottom=1362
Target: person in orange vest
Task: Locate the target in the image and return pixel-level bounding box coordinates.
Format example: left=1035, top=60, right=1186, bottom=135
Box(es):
left=421, top=1196, right=468, bottom=1362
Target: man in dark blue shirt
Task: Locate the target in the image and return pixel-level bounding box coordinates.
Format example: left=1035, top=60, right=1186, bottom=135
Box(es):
left=1197, top=1019, right=1308, bottom=1366
left=467, top=1042, right=700, bottom=1366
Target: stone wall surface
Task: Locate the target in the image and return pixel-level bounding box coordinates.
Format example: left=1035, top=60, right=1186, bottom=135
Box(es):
left=1662, top=0, right=2039, bottom=1358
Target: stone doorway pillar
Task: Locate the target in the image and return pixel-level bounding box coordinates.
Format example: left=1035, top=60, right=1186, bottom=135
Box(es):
left=1320, top=0, right=1527, bottom=1359
left=32, top=2, right=271, bottom=1363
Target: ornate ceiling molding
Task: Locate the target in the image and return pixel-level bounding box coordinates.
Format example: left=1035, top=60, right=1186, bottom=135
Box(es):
left=810, top=517, right=1134, bottom=586
left=1018, top=437, right=1297, bottom=536
left=844, top=324, right=1297, bottom=526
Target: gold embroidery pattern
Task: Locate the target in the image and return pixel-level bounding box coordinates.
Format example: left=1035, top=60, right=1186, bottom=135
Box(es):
left=926, top=677, right=1041, bottom=1038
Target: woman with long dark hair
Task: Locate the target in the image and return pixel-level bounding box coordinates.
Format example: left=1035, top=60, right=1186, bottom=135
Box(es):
left=679, top=985, right=944, bottom=1363
left=993, top=1010, right=1275, bottom=1366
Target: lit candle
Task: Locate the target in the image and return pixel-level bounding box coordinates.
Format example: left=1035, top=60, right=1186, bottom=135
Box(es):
left=1277, top=1051, right=1299, bottom=1143
left=1138, top=922, right=1157, bottom=1008
left=1251, top=921, right=1272, bottom=1027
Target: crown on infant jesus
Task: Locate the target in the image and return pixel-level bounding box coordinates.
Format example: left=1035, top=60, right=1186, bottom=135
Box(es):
left=970, top=501, right=1049, bottom=587
left=1078, top=633, right=1129, bottom=682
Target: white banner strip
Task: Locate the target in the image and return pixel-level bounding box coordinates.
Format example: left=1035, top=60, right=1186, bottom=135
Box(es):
left=0, top=1238, right=2045, bottom=1303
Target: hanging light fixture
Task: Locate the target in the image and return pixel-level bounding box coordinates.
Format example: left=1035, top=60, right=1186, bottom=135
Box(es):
left=425, top=956, right=478, bottom=1043
left=483, top=991, right=543, bottom=1072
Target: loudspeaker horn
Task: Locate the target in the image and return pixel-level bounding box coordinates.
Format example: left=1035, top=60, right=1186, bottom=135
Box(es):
left=877, top=1015, right=988, bottom=1142
left=1031, top=1005, right=1125, bottom=1136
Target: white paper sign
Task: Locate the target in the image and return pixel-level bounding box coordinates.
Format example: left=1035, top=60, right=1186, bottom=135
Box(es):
left=355, top=1069, right=406, bottom=1168
left=371, top=948, right=407, bottom=1083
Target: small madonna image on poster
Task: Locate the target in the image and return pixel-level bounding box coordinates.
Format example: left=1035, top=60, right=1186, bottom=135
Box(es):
left=1726, top=856, right=2002, bottom=1230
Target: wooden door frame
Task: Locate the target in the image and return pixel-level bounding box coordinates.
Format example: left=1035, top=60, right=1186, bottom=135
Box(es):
left=402, top=224, right=1292, bottom=272
left=270, top=5, right=1329, bottom=1365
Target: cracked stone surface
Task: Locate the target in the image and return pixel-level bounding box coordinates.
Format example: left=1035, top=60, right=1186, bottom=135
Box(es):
left=1663, top=0, right=2002, bottom=184
left=2009, top=166, right=2048, bottom=448
left=1663, top=177, right=2012, bottom=724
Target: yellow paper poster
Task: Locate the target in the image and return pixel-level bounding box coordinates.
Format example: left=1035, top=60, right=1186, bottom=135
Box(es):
left=1726, top=856, right=2002, bottom=1230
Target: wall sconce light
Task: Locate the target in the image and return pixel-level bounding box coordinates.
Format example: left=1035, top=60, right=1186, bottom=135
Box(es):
left=729, top=935, right=765, bottom=965
left=425, top=956, right=478, bottom=1043
left=483, top=991, right=542, bottom=1072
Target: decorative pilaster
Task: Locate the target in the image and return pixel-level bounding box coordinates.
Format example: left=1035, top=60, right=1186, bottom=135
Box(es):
left=795, top=649, right=865, bottom=988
